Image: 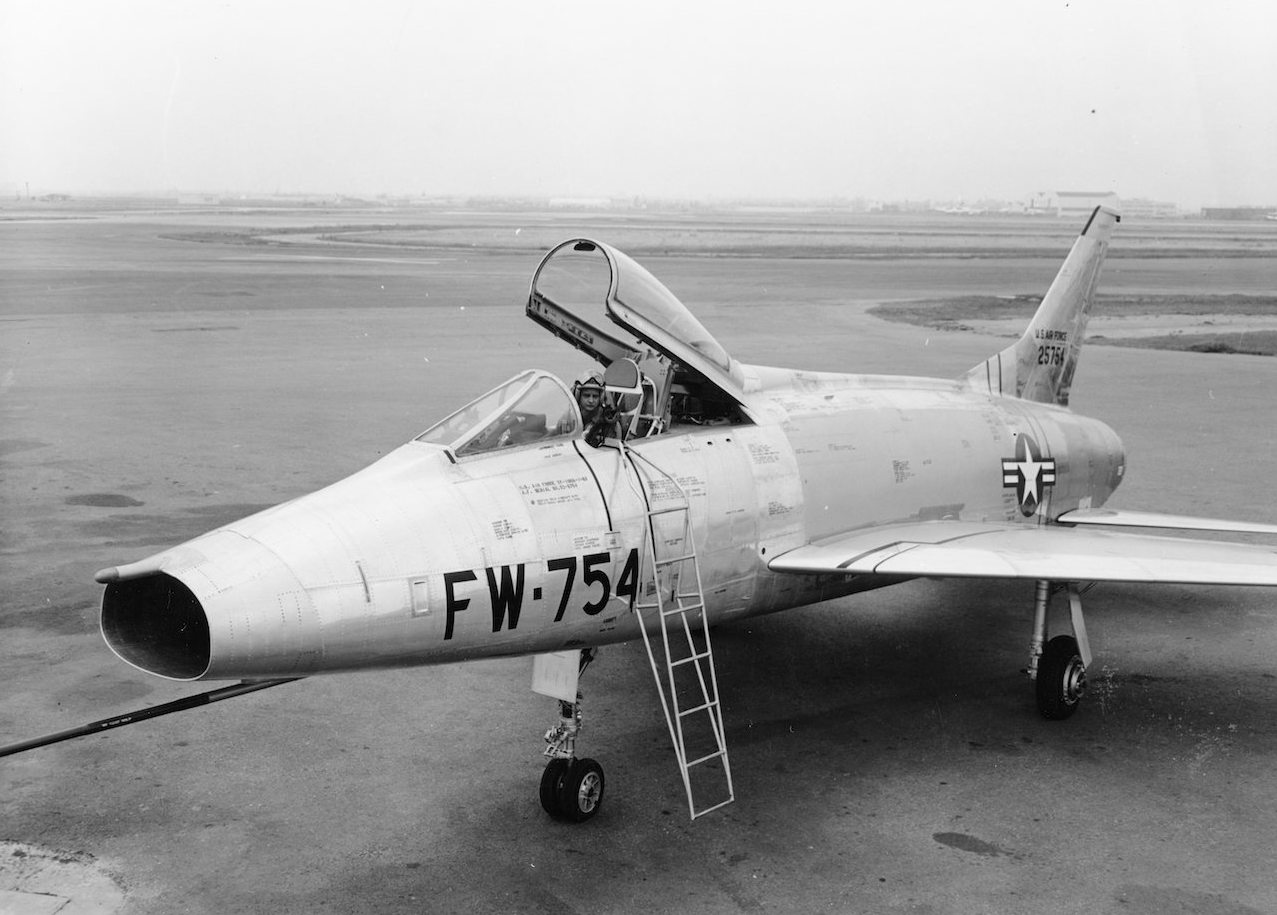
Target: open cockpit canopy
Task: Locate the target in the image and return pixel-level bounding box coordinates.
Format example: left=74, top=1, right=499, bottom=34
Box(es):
left=415, top=242, right=752, bottom=460
left=527, top=239, right=749, bottom=424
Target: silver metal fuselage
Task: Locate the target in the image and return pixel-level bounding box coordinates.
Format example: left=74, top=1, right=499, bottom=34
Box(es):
left=100, top=366, right=1125, bottom=681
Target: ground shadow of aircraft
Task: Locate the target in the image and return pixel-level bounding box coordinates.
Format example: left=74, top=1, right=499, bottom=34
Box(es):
left=9, top=206, right=1277, bottom=823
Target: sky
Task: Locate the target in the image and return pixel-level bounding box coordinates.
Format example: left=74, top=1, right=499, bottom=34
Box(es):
left=3, top=0, right=1275, bottom=207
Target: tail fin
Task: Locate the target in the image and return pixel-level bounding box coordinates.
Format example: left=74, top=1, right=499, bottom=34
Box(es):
left=963, top=206, right=1120, bottom=406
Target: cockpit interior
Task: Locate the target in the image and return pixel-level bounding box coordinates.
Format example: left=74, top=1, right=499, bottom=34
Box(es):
left=415, top=239, right=750, bottom=458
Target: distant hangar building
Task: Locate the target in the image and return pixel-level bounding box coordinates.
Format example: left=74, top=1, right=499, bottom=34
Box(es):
left=1027, top=191, right=1120, bottom=217
left=1119, top=198, right=1179, bottom=219
left=1026, top=192, right=1178, bottom=219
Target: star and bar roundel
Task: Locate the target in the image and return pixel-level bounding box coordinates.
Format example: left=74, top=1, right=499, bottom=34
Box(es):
left=1002, top=433, right=1056, bottom=517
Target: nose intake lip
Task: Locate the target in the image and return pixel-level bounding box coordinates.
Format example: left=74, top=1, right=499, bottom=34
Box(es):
left=101, top=573, right=212, bottom=680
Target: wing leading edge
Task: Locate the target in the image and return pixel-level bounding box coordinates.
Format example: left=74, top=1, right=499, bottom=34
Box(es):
left=768, top=519, right=1277, bottom=586
left=1056, top=507, right=1277, bottom=536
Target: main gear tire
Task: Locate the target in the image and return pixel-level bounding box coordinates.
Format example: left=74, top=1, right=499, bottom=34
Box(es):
left=1036, top=635, right=1086, bottom=720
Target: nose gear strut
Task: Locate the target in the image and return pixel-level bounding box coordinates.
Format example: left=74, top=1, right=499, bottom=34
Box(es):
left=536, top=648, right=605, bottom=822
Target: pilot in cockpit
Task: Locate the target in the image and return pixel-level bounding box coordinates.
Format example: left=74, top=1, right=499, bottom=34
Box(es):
left=569, top=371, right=617, bottom=447
left=575, top=372, right=603, bottom=420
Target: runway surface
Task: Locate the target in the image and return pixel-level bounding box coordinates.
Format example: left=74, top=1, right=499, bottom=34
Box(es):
left=3, top=209, right=1277, bottom=914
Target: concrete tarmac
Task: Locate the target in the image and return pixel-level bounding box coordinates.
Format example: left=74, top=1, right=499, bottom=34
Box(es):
left=3, top=211, right=1277, bottom=914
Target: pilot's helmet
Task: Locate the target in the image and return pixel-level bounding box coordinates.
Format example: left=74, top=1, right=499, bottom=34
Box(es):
left=574, top=371, right=604, bottom=395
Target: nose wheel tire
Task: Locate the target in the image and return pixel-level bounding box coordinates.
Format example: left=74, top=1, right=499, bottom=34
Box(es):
left=1036, top=634, right=1086, bottom=720
left=541, top=758, right=604, bottom=822
left=540, top=758, right=570, bottom=818
left=559, top=758, right=604, bottom=822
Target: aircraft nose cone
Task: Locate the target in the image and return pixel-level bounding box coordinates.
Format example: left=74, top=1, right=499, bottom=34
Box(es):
left=99, top=530, right=321, bottom=681
left=102, top=573, right=210, bottom=679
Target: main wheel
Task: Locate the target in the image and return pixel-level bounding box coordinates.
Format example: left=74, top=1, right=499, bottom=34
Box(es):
left=1036, top=634, right=1086, bottom=720
left=557, top=758, right=605, bottom=823
left=540, top=758, right=570, bottom=818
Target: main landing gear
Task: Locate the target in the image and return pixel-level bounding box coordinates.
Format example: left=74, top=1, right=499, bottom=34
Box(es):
left=539, top=649, right=605, bottom=822
left=1027, top=580, right=1093, bottom=720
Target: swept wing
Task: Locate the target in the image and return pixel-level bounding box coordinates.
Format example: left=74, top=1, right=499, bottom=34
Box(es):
left=768, top=519, right=1277, bottom=586
left=1056, top=507, right=1277, bottom=535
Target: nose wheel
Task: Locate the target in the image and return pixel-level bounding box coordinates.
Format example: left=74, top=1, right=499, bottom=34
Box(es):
left=537, top=649, right=605, bottom=822
left=541, top=756, right=605, bottom=822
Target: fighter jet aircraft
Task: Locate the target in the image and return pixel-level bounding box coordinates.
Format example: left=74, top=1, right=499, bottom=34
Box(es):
left=28, top=206, right=1277, bottom=823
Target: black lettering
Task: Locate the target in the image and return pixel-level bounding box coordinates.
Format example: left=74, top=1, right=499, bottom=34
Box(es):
left=486, top=564, right=525, bottom=632
left=444, top=570, right=477, bottom=640
left=615, top=548, right=639, bottom=607
left=581, top=552, right=612, bottom=615
left=1038, top=344, right=1066, bottom=367
left=548, top=556, right=577, bottom=622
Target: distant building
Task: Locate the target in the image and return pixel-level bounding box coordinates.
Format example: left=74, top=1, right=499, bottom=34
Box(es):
left=1120, top=197, right=1179, bottom=219
left=1025, top=191, right=1120, bottom=216
left=549, top=197, right=611, bottom=209
left=1048, top=191, right=1120, bottom=218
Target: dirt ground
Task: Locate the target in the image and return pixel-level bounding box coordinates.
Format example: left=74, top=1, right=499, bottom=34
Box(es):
left=2, top=207, right=1277, bottom=914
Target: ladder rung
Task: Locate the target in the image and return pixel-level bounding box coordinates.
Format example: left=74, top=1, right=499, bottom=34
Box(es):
left=648, top=506, right=689, bottom=517
left=691, top=797, right=735, bottom=820
left=670, top=650, right=711, bottom=667
left=678, top=699, right=720, bottom=718
left=661, top=603, right=704, bottom=618
left=685, top=748, right=725, bottom=768
left=655, top=554, right=696, bottom=567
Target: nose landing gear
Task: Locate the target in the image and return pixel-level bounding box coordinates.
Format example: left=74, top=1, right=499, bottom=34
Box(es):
left=540, top=696, right=606, bottom=822
left=536, top=648, right=605, bottom=822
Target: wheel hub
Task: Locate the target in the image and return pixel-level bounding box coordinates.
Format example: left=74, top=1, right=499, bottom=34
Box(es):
left=576, top=770, right=602, bottom=813
left=1063, top=658, right=1086, bottom=704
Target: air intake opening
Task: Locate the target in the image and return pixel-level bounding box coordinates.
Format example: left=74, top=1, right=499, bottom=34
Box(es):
left=101, top=574, right=211, bottom=680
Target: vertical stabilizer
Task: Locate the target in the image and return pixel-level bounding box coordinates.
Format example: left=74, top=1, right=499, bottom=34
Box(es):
left=963, top=206, right=1120, bottom=406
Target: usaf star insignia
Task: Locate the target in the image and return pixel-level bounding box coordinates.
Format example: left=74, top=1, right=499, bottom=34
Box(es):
left=1002, top=433, right=1056, bottom=517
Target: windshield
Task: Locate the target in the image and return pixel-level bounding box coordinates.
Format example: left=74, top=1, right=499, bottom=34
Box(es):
left=415, top=370, right=577, bottom=456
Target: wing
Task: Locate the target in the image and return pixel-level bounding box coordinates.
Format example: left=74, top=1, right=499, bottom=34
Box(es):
left=768, top=519, right=1277, bottom=586
left=1057, top=507, right=1277, bottom=536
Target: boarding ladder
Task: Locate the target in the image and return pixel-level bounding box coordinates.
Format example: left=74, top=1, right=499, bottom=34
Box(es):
left=623, top=448, right=734, bottom=819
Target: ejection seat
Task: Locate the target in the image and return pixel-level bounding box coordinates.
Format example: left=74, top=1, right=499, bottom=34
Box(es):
left=603, top=358, right=662, bottom=439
